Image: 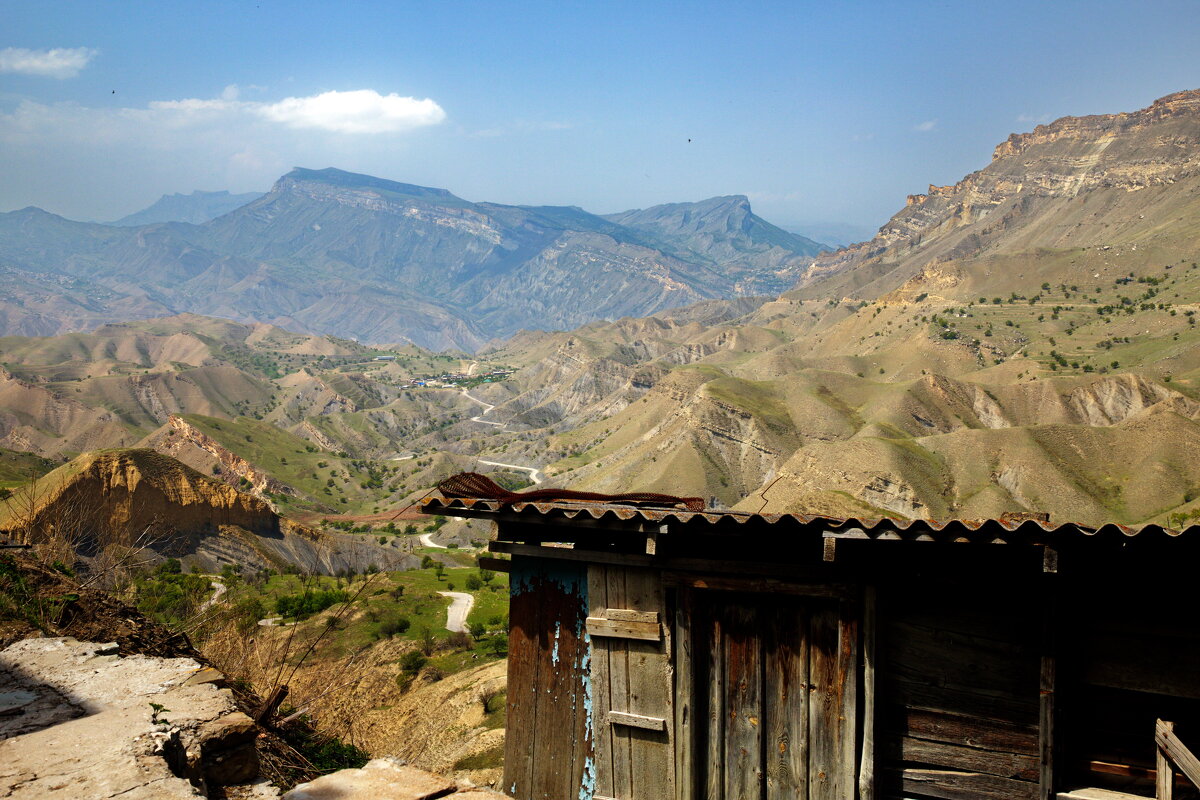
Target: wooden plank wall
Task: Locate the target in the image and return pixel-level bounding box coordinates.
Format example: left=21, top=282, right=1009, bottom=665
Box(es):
left=504, top=557, right=592, bottom=800
left=682, top=590, right=858, bottom=800
left=878, top=579, right=1042, bottom=800
left=588, top=564, right=674, bottom=800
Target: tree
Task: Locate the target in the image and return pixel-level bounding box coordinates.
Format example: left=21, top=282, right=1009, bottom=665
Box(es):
left=465, top=574, right=483, bottom=591
left=479, top=568, right=495, bottom=585
left=400, top=650, right=426, bottom=674
left=434, top=563, right=445, bottom=581
left=469, top=621, right=486, bottom=641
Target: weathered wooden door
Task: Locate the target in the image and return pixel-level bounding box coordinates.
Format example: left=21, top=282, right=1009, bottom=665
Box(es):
left=680, top=590, right=859, bottom=800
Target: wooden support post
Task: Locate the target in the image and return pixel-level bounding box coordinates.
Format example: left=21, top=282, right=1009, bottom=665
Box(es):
left=1158, top=720, right=1175, bottom=800
left=859, top=585, right=877, bottom=800
left=1039, top=575, right=1057, bottom=800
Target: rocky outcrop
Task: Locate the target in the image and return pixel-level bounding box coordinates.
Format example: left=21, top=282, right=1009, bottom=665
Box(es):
left=1, top=448, right=282, bottom=545
left=0, top=637, right=259, bottom=798
left=800, top=88, right=1200, bottom=287
left=164, top=415, right=295, bottom=498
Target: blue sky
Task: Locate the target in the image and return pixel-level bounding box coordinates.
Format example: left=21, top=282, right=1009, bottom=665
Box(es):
left=1, top=0, right=1198, bottom=238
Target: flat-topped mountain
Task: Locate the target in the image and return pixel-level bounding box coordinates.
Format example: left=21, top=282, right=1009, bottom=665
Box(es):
left=0, top=168, right=822, bottom=350
left=604, top=194, right=827, bottom=284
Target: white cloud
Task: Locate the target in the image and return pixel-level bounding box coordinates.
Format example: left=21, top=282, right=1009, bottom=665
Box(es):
left=258, top=89, right=446, bottom=133
left=143, top=89, right=445, bottom=134
left=913, top=119, right=937, bottom=132
left=0, top=47, right=97, bottom=78
left=0, top=88, right=447, bottom=219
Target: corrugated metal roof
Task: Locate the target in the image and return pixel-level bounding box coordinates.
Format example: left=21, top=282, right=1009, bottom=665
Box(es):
left=421, top=496, right=1195, bottom=543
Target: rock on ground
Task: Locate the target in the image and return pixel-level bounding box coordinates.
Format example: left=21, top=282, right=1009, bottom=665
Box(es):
left=0, top=637, right=258, bottom=799
left=282, top=758, right=507, bottom=800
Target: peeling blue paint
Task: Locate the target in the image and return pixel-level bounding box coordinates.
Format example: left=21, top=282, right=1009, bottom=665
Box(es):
left=508, top=559, right=598, bottom=800
left=509, top=560, right=587, bottom=597
left=579, top=625, right=597, bottom=800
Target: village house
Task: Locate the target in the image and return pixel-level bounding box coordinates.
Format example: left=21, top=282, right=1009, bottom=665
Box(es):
left=425, top=491, right=1200, bottom=800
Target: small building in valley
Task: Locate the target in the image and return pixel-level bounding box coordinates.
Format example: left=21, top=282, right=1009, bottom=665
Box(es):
left=424, top=493, right=1200, bottom=800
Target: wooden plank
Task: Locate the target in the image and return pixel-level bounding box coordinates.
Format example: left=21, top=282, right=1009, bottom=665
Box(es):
left=664, top=572, right=851, bottom=598
left=724, top=601, right=763, bottom=799
left=808, top=603, right=839, bottom=800
left=622, top=569, right=673, bottom=800
left=608, top=710, right=666, bottom=731
left=524, top=567, right=588, bottom=800
left=860, top=586, right=876, bottom=800
left=1040, top=584, right=1057, bottom=800
left=705, top=603, right=725, bottom=800
left=503, top=559, right=541, bottom=799
left=588, top=566, right=615, bottom=800
left=476, top=556, right=511, bottom=573
left=1156, top=719, right=1200, bottom=790
left=897, top=707, right=1039, bottom=755
left=899, top=767, right=1039, bottom=800
left=836, top=601, right=860, bottom=798
left=901, top=736, right=1040, bottom=781
left=675, top=589, right=696, bottom=800
left=606, top=568, right=633, bottom=800
left=766, top=599, right=808, bottom=800
left=587, top=616, right=662, bottom=641
left=604, top=608, right=659, bottom=624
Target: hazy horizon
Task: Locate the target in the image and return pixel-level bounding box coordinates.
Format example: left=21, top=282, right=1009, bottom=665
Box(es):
left=3, top=0, right=1198, bottom=230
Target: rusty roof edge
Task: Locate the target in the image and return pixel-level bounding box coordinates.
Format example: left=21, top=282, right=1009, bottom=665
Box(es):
left=418, top=497, right=1194, bottom=538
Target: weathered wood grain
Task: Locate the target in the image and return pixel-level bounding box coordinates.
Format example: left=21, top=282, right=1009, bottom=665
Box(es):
left=860, top=586, right=876, bottom=800
left=675, top=590, right=696, bottom=800
left=623, top=569, right=674, bottom=800
left=504, top=560, right=540, bottom=798
left=898, top=767, right=1039, bottom=800
left=606, top=568, right=633, bottom=800
left=608, top=710, right=666, bottom=731
left=586, top=616, right=661, bottom=641
left=765, top=601, right=808, bottom=800
left=900, top=736, right=1039, bottom=781
left=1156, top=719, right=1200, bottom=791
left=588, top=566, right=615, bottom=800
left=724, top=602, right=763, bottom=799
left=706, top=604, right=725, bottom=800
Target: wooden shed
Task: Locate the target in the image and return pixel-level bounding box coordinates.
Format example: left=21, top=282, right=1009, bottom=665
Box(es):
left=424, top=497, right=1200, bottom=800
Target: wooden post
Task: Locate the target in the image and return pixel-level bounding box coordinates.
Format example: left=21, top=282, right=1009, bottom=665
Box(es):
left=675, top=590, right=695, bottom=800
left=1039, top=557, right=1057, bottom=800
left=1158, top=720, right=1175, bottom=800
left=859, top=585, right=877, bottom=800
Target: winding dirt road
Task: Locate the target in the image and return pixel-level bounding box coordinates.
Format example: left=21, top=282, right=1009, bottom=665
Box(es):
left=419, top=532, right=446, bottom=549
left=461, top=388, right=504, bottom=427
left=476, top=459, right=544, bottom=485
left=438, top=591, right=474, bottom=633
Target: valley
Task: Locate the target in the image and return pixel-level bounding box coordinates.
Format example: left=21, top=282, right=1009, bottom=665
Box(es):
left=4, top=86, right=1200, bottom=796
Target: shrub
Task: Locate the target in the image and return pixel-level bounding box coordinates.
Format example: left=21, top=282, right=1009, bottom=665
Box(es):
left=399, top=650, right=427, bottom=674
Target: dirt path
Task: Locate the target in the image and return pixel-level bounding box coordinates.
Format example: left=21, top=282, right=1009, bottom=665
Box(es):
left=438, top=591, right=474, bottom=633
left=476, top=459, right=544, bottom=485
left=461, top=388, right=505, bottom=427
left=199, top=579, right=226, bottom=612
left=419, top=532, right=446, bottom=549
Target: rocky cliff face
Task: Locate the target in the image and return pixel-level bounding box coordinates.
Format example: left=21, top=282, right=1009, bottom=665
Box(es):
left=801, top=89, right=1200, bottom=287
left=160, top=415, right=296, bottom=498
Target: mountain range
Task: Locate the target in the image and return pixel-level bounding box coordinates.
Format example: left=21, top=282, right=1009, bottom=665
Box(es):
left=3, top=90, right=1200, bottom=529
left=110, top=189, right=264, bottom=226
left=0, top=170, right=826, bottom=350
